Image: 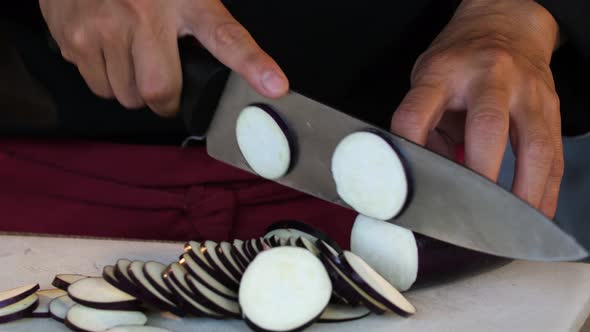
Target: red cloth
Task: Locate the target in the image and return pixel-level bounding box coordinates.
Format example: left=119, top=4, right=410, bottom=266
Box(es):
left=0, top=139, right=356, bottom=247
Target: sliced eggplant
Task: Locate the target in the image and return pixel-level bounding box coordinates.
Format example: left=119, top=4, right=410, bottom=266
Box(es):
left=316, top=240, right=342, bottom=261
left=65, top=304, right=147, bottom=332
left=106, top=327, right=173, bottom=332
left=0, top=283, right=39, bottom=309
left=103, top=265, right=123, bottom=290
left=350, top=215, right=418, bottom=291
left=266, top=235, right=281, bottom=247
left=185, top=241, right=224, bottom=282
left=240, top=247, right=332, bottom=332
left=331, top=130, right=410, bottom=220
left=68, top=277, right=140, bottom=311
left=143, top=261, right=176, bottom=302
left=318, top=305, right=371, bottom=323
left=114, top=259, right=142, bottom=297
left=216, top=242, right=244, bottom=279
left=179, top=253, right=238, bottom=300
left=243, top=240, right=257, bottom=260
left=31, top=289, right=67, bottom=318
left=263, top=229, right=294, bottom=244
left=163, top=263, right=223, bottom=318
left=236, top=104, right=294, bottom=180
left=52, top=274, right=88, bottom=291
left=127, top=261, right=184, bottom=316
left=185, top=275, right=241, bottom=318
left=320, top=254, right=384, bottom=314
left=339, top=251, right=415, bottom=317
left=0, top=293, right=38, bottom=324
left=296, top=237, right=320, bottom=256
left=230, top=241, right=250, bottom=271
left=266, top=220, right=343, bottom=253
left=49, top=295, right=77, bottom=322
left=288, top=237, right=298, bottom=247
left=201, top=241, right=240, bottom=290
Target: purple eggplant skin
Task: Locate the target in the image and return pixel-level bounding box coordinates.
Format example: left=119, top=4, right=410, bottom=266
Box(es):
left=164, top=270, right=219, bottom=318
left=67, top=294, right=141, bottom=312
left=0, top=299, right=39, bottom=323
left=200, top=243, right=240, bottom=291
left=185, top=275, right=240, bottom=319
left=102, top=269, right=122, bottom=291
left=412, top=234, right=511, bottom=289
left=241, top=103, right=298, bottom=175
left=126, top=267, right=186, bottom=317
left=0, top=284, right=40, bottom=309
left=112, top=268, right=141, bottom=298
left=230, top=246, right=249, bottom=271
left=215, top=243, right=243, bottom=280
left=178, top=254, right=238, bottom=301
left=51, top=279, right=73, bottom=292
left=142, top=265, right=176, bottom=302
left=185, top=249, right=219, bottom=279
left=185, top=249, right=237, bottom=292
left=317, top=254, right=362, bottom=307
left=265, top=220, right=343, bottom=254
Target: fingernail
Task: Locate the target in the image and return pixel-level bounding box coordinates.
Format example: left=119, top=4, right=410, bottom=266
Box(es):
left=262, top=70, right=287, bottom=95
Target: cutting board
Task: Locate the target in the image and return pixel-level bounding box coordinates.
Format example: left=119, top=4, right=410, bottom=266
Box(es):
left=0, top=234, right=589, bottom=332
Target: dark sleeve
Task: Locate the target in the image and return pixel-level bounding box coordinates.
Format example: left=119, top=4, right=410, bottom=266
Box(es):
left=535, top=0, right=590, bottom=60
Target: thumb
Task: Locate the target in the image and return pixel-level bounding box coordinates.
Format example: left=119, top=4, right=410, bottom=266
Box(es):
left=181, top=0, right=288, bottom=98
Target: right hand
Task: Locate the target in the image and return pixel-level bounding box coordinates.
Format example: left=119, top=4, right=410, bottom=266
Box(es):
left=39, top=0, right=289, bottom=116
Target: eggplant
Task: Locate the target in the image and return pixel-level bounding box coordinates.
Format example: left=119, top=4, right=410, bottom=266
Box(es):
left=179, top=253, right=238, bottom=300
left=162, top=263, right=223, bottom=318
left=331, top=130, right=410, bottom=220
left=65, top=304, right=147, bottom=332
left=31, top=289, right=67, bottom=318
left=186, top=241, right=237, bottom=290
left=103, top=265, right=123, bottom=290
left=185, top=275, right=241, bottom=318
left=52, top=275, right=88, bottom=291
left=318, top=305, right=371, bottom=323
left=114, top=259, right=142, bottom=297
left=216, top=242, right=244, bottom=279
left=230, top=240, right=251, bottom=271
left=200, top=241, right=240, bottom=290
left=295, top=237, right=320, bottom=256
left=338, top=251, right=415, bottom=317
left=0, top=283, right=39, bottom=309
left=142, top=261, right=176, bottom=302
left=239, top=247, right=332, bottom=332
left=67, top=277, right=140, bottom=311
left=265, top=220, right=343, bottom=254
left=49, top=295, right=76, bottom=323
left=127, top=261, right=184, bottom=316
left=0, top=293, right=39, bottom=324
left=235, top=104, right=295, bottom=180
left=350, top=215, right=510, bottom=292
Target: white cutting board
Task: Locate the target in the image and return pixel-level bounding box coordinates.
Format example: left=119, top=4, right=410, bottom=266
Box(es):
left=0, top=234, right=589, bottom=332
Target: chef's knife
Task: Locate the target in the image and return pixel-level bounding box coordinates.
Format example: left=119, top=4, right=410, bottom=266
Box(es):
left=178, top=39, right=588, bottom=262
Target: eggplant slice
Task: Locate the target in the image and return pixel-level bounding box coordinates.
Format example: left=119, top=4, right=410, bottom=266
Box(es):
left=67, top=277, right=140, bottom=311
left=31, top=288, right=67, bottom=318
left=52, top=275, right=88, bottom=291
left=0, top=293, right=39, bottom=324
left=127, top=261, right=184, bottom=316
left=318, top=304, right=371, bottom=323
left=179, top=253, right=238, bottom=300
left=331, top=130, right=409, bottom=220
left=0, top=283, right=40, bottom=309
left=240, top=247, right=332, bottom=332
left=65, top=304, right=147, bottom=332
left=49, top=295, right=77, bottom=323
left=265, top=220, right=343, bottom=253
left=235, top=104, right=294, bottom=180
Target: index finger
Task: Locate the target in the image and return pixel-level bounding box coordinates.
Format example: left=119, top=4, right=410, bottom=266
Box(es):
left=181, top=0, right=289, bottom=98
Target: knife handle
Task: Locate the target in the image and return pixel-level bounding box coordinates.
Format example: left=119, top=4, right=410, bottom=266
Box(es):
left=178, top=37, right=230, bottom=137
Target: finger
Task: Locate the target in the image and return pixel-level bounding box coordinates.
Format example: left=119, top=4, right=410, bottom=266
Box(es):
left=390, top=82, right=448, bottom=145
left=511, top=93, right=554, bottom=208
left=538, top=93, right=563, bottom=218
left=464, top=78, right=510, bottom=181
left=181, top=0, right=289, bottom=98
left=102, top=25, right=144, bottom=109
left=66, top=27, right=114, bottom=99
left=131, top=26, right=182, bottom=117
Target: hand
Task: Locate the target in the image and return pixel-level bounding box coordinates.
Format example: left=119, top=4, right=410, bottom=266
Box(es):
left=39, top=0, right=289, bottom=116
left=391, top=0, right=563, bottom=218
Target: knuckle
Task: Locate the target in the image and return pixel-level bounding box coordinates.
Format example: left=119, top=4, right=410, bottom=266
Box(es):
left=95, top=15, right=121, bottom=43
left=411, top=53, right=452, bottom=82
left=65, top=24, right=92, bottom=54
left=139, top=81, right=178, bottom=115
left=477, top=47, right=515, bottom=71
left=212, top=22, right=250, bottom=51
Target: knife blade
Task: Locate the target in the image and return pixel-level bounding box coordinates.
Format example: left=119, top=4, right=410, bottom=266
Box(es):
left=178, top=41, right=588, bottom=262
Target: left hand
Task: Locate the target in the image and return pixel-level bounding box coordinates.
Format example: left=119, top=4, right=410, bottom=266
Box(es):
left=391, top=0, right=563, bottom=218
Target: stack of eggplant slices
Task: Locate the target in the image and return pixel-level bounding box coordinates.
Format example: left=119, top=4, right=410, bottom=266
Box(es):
left=0, top=104, right=502, bottom=332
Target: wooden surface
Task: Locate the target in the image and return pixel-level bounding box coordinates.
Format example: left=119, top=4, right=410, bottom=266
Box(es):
left=1, top=234, right=590, bottom=332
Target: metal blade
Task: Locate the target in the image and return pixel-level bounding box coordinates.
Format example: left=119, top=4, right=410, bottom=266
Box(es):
left=205, top=73, right=588, bottom=262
